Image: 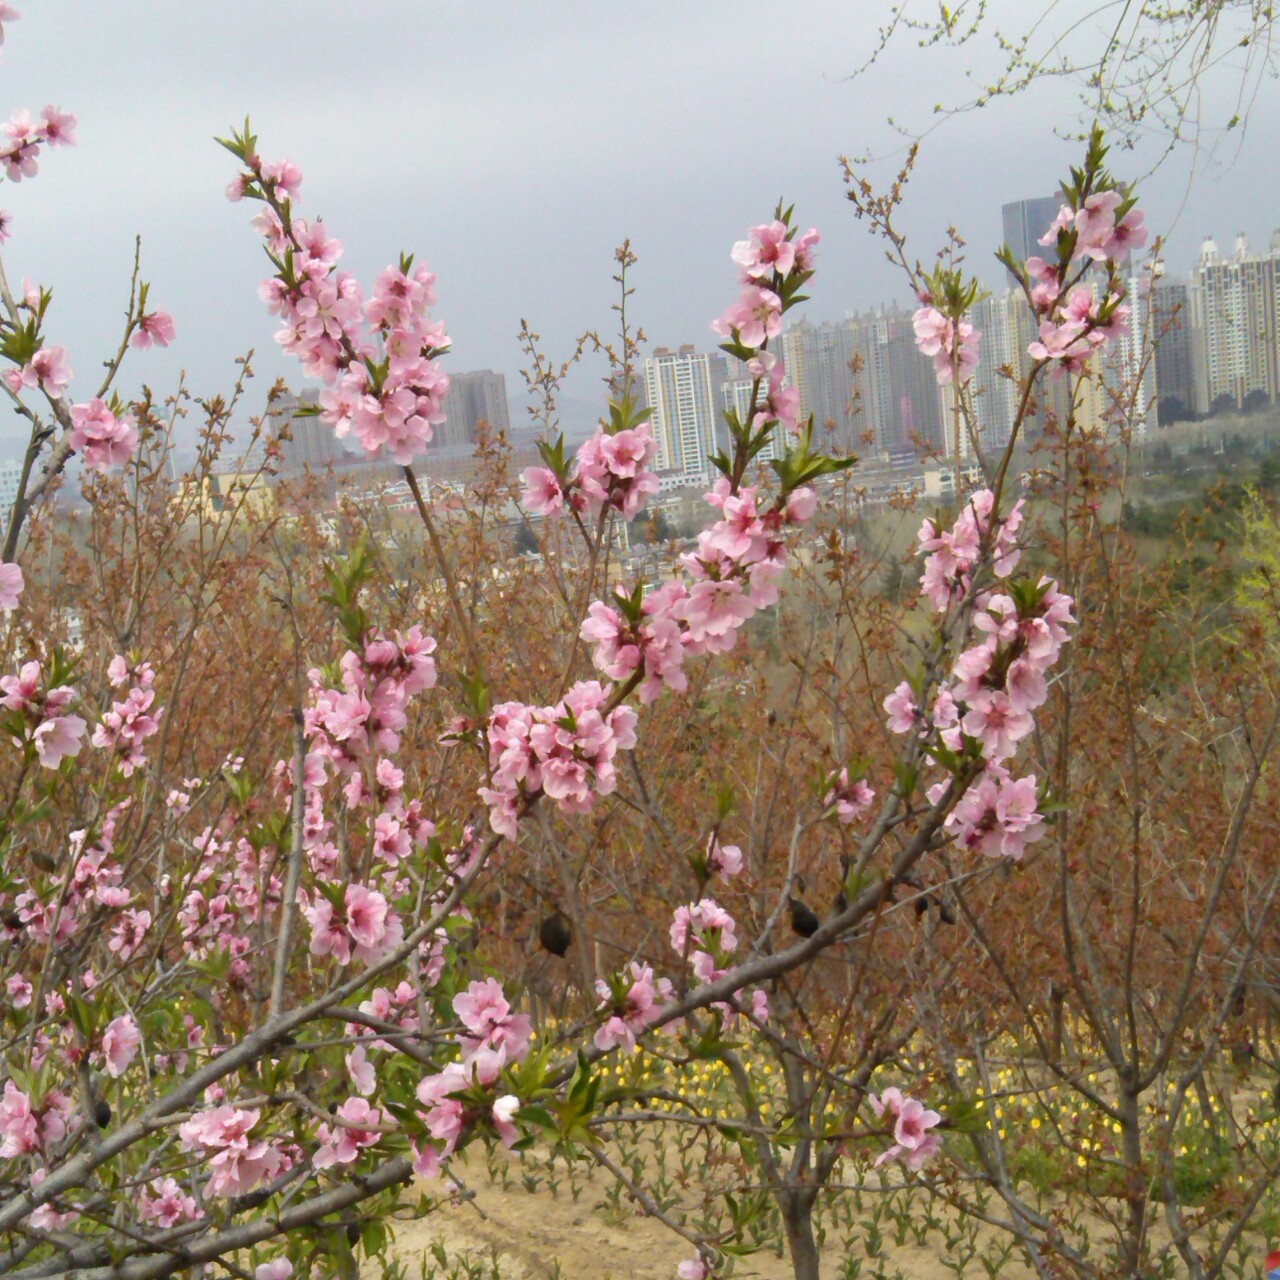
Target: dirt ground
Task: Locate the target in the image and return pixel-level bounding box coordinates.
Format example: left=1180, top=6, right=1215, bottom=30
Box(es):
left=382, top=1152, right=1036, bottom=1280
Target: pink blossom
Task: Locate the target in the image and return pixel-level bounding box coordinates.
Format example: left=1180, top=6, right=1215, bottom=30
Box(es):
left=261, top=158, right=303, bottom=201
left=0, top=560, right=22, bottom=611
left=39, top=105, right=75, bottom=146
left=884, top=681, right=918, bottom=735
left=731, top=220, right=796, bottom=280
left=7, top=344, right=72, bottom=397
left=131, top=310, right=176, bottom=349
left=962, top=690, right=1034, bottom=762
left=138, top=1177, right=201, bottom=1228
left=0, top=1081, right=38, bottom=1157
left=92, top=672, right=161, bottom=775
left=1, top=659, right=39, bottom=711
left=824, top=768, right=875, bottom=825
left=33, top=697, right=86, bottom=768
left=178, top=1105, right=285, bottom=1198
left=1074, top=189, right=1122, bottom=261
left=453, top=977, right=532, bottom=1062
left=70, top=398, right=138, bottom=470
left=913, top=307, right=980, bottom=386
left=101, top=1014, right=141, bottom=1078
left=670, top=898, right=738, bottom=957
left=1037, top=204, right=1075, bottom=248
left=711, top=285, right=783, bottom=349
left=1108, top=206, right=1147, bottom=259
left=491, top=1095, right=520, bottom=1147
left=346, top=1045, right=377, bottom=1096
left=522, top=466, right=564, bottom=516
left=944, top=767, right=1046, bottom=860
left=593, top=961, right=672, bottom=1052
left=313, top=1096, right=386, bottom=1169
left=870, top=1086, right=942, bottom=1170
left=706, top=834, right=743, bottom=882
left=256, top=1262, right=292, bottom=1280
left=792, top=227, right=820, bottom=272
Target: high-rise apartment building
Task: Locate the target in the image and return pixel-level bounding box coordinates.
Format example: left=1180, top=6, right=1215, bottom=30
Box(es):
left=1187, top=232, right=1280, bottom=414
left=1002, top=196, right=1063, bottom=282
left=1150, top=274, right=1196, bottom=420
left=1103, top=273, right=1159, bottom=434
left=437, top=369, right=511, bottom=451
left=719, top=358, right=789, bottom=464
left=642, top=346, right=727, bottom=480
left=968, top=291, right=1022, bottom=450
left=269, top=389, right=346, bottom=473
left=781, top=319, right=862, bottom=451
left=862, top=310, right=946, bottom=458
left=0, top=457, right=24, bottom=515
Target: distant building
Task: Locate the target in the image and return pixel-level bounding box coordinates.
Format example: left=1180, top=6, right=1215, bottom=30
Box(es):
left=196, top=471, right=275, bottom=522
left=781, top=319, right=862, bottom=450
left=1150, top=274, right=1197, bottom=421
left=0, top=457, right=24, bottom=516
left=642, top=346, right=727, bottom=481
left=269, top=389, right=346, bottom=473
left=720, top=359, right=785, bottom=463
left=1104, top=272, right=1159, bottom=434
left=1187, top=231, right=1280, bottom=415
left=437, top=369, right=511, bottom=450
left=1002, top=196, right=1063, bottom=282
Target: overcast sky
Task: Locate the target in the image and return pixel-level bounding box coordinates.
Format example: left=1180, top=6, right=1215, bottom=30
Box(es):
left=1, top=1, right=1276, bottom=449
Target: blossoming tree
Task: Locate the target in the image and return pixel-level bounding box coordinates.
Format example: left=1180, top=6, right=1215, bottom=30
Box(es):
left=5, top=9, right=1263, bottom=1280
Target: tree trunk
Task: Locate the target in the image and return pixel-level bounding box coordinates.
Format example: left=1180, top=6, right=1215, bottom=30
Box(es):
left=780, top=1189, right=821, bottom=1280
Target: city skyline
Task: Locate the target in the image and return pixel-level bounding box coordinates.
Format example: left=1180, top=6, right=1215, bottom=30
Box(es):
left=0, top=3, right=1275, bottom=455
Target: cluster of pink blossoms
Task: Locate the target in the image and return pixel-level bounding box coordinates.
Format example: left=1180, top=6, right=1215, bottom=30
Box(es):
left=576, top=479, right=816, bottom=708
left=305, top=626, right=437, bottom=773
left=0, top=1080, right=74, bottom=1159
left=287, top=624, right=447, bottom=970
left=1040, top=188, right=1147, bottom=264
left=1023, top=191, right=1146, bottom=375
left=1, top=102, right=75, bottom=183
left=136, top=1177, right=201, bottom=1229
left=299, top=881, right=403, bottom=967
left=679, top=479, right=813, bottom=652
left=869, top=1087, right=942, bottom=1170
left=522, top=420, right=660, bottom=522
left=69, top=398, right=138, bottom=470
left=91, top=655, right=160, bottom=775
left=411, top=978, right=531, bottom=1176
left=1, top=658, right=86, bottom=767
left=178, top=830, right=283, bottom=977
left=669, top=896, right=763, bottom=1015
left=912, top=306, right=981, bottom=387
left=479, top=680, right=637, bottom=838
left=712, top=217, right=818, bottom=347
left=236, top=156, right=450, bottom=464
left=312, top=1096, right=387, bottom=1170
left=10, top=816, right=129, bottom=970
left=594, top=961, right=673, bottom=1052
left=885, top=489, right=1075, bottom=861
left=177, top=1105, right=289, bottom=1199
